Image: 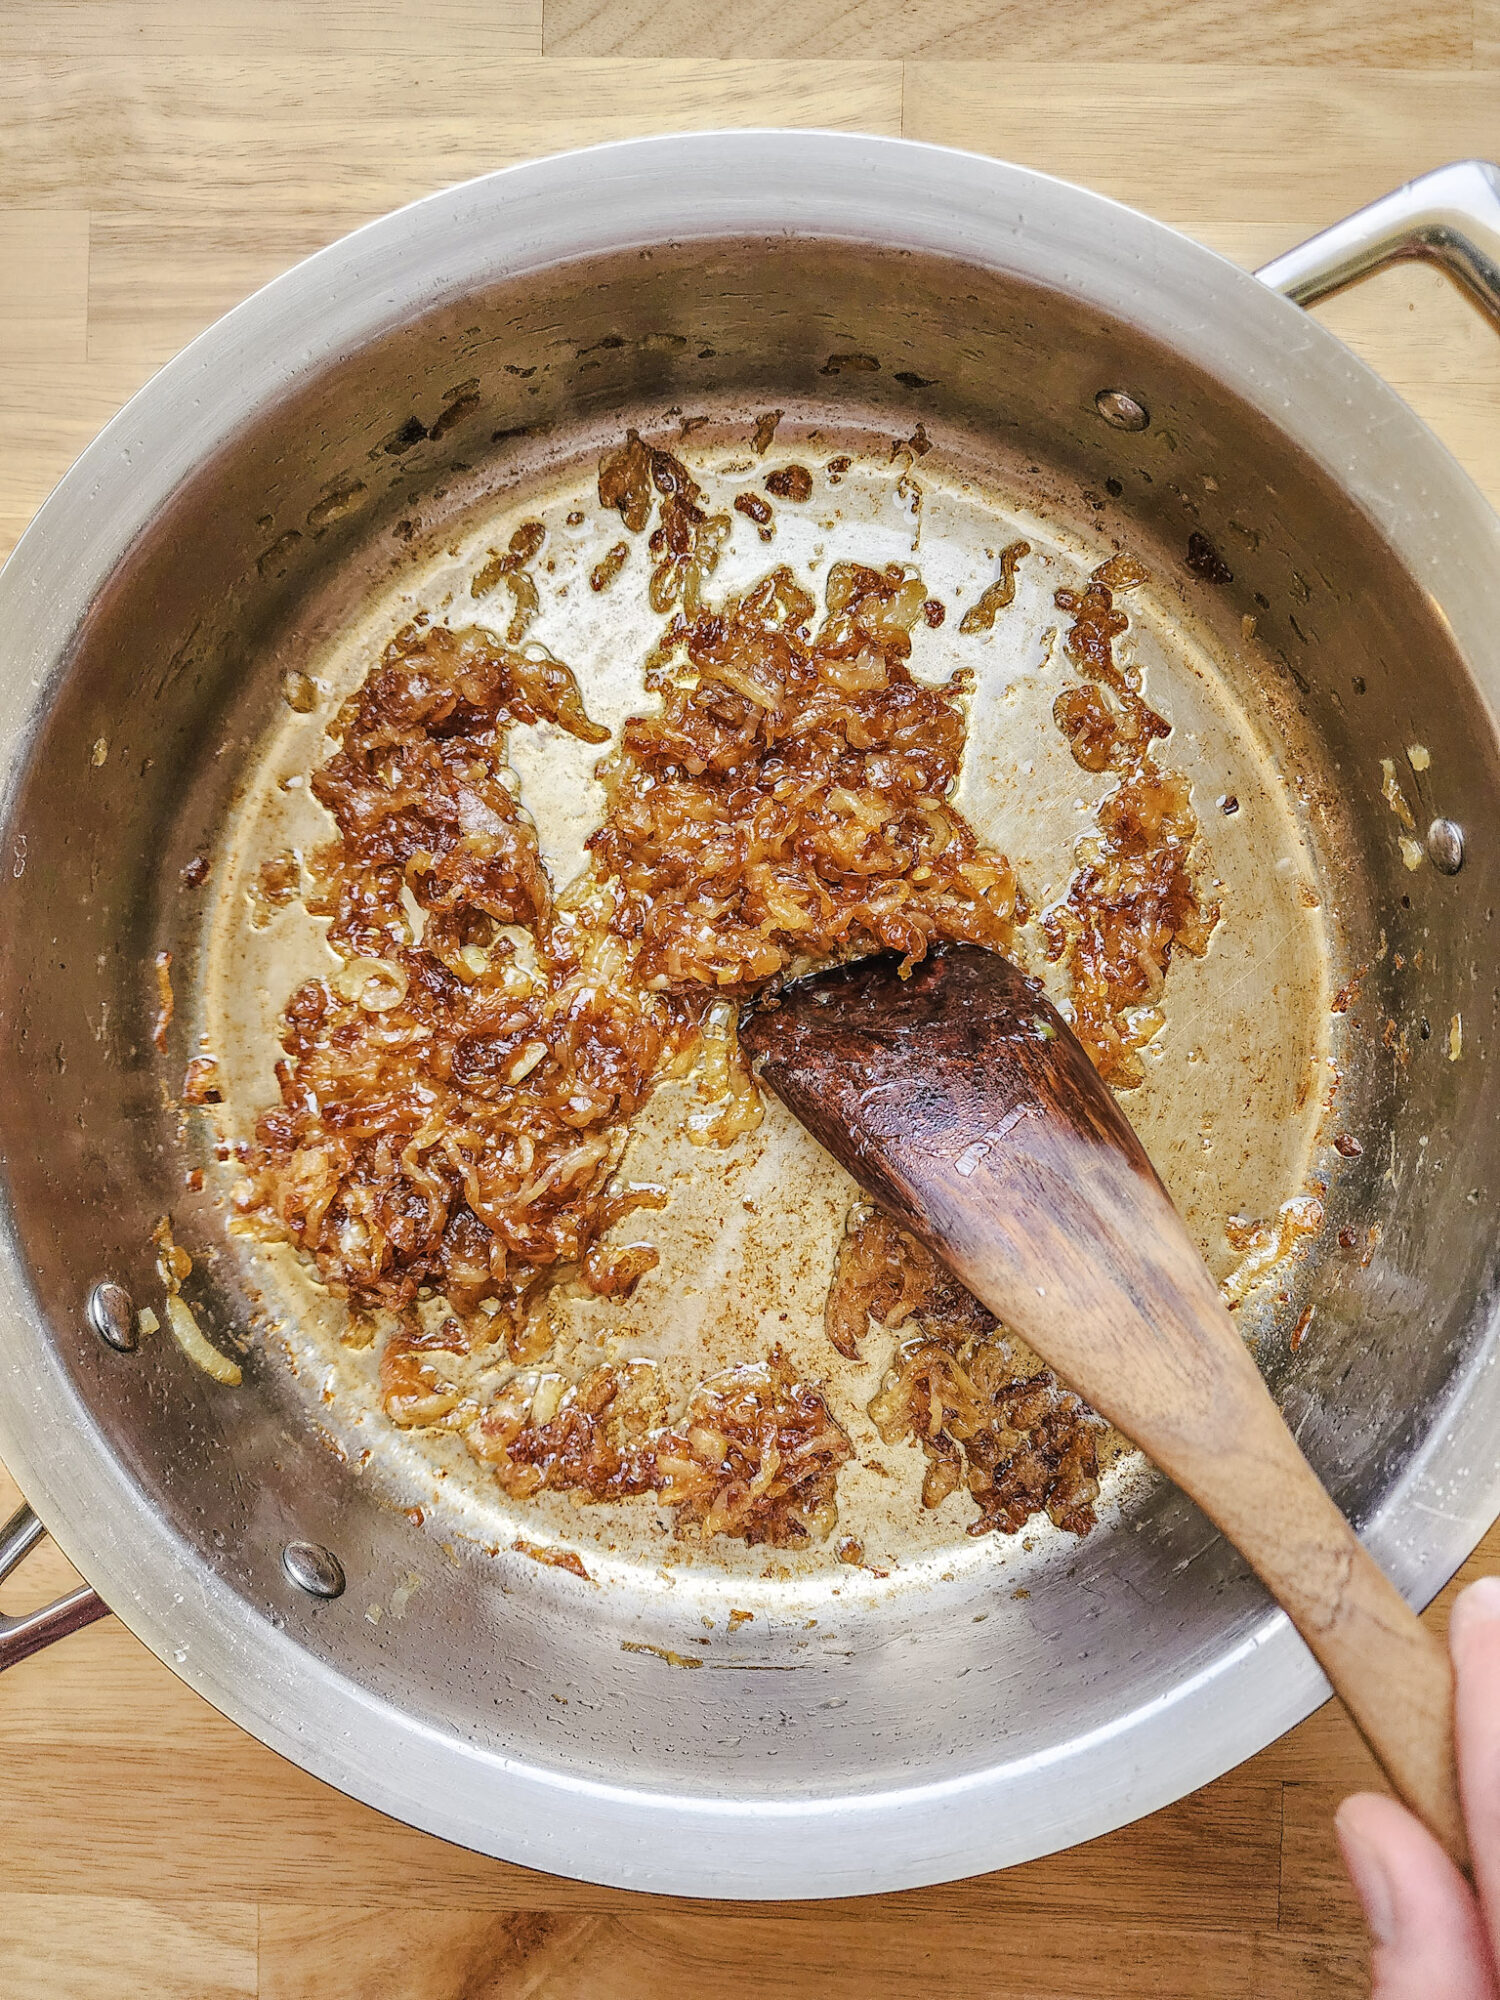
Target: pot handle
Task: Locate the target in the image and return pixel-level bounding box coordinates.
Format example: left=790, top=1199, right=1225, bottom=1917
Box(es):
left=0, top=1501, right=110, bottom=1671
left=1256, top=159, right=1500, bottom=331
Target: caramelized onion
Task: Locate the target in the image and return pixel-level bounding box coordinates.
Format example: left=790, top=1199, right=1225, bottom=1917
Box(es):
left=830, top=1209, right=1101, bottom=1539
left=239, top=432, right=1206, bottom=1548
left=1043, top=559, right=1218, bottom=1087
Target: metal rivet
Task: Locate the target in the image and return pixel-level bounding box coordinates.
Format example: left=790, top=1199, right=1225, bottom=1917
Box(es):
left=282, top=1541, right=345, bottom=1599
left=87, top=1280, right=137, bottom=1352
left=1426, top=818, right=1465, bottom=875
left=1095, top=388, right=1150, bottom=432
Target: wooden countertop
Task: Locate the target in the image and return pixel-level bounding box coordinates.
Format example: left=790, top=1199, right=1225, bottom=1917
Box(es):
left=2, top=6, right=1498, bottom=1993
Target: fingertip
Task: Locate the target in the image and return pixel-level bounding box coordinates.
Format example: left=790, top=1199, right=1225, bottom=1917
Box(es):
left=1451, top=1574, right=1500, bottom=1655
left=1337, top=1793, right=1400, bottom=1943
left=1338, top=1790, right=1399, bottom=1837
left=1451, top=1573, right=1500, bottom=1978
left=1333, top=1791, right=1494, bottom=1998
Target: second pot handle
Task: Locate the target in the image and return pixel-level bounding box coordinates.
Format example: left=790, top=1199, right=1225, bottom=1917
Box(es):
left=0, top=1501, right=109, bottom=1671
left=1256, top=159, right=1500, bottom=332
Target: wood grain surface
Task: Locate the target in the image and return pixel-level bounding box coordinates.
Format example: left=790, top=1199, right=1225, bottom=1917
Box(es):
left=1, top=4, right=1498, bottom=1992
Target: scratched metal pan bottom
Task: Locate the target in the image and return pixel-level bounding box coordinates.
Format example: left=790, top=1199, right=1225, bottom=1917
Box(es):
left=0, top=135, right=1498, bottom=1898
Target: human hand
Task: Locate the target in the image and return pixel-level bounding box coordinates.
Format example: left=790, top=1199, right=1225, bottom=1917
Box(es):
left=1338, top=1576, right=1500, bottom=1997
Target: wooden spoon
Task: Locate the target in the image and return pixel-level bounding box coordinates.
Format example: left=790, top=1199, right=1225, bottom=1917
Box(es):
left=741, top=942, right=1466, bottom=1868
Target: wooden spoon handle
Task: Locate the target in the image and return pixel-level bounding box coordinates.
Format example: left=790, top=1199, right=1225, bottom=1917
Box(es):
left=952, top=1152, right=1466, bottom=1865
left=940, top=1167, right=1468, bottom=1866
left=1299, top=1527, right=1464, bottom=1867
left=1157, top=1350, right=1467, bottom=1870
left=740, top=948, right=1467, bottom=1863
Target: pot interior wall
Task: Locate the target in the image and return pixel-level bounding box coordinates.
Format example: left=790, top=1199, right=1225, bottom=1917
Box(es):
left=1, top=235, right=1497, bottom=1807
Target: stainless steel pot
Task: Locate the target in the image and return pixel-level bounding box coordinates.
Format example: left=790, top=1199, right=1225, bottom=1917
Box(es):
left=1, top=134, right=1499, bottom=1900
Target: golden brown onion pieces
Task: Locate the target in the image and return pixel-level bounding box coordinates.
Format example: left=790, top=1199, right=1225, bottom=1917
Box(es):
left=238, top=623, right=663, bottom=1328
left=1045, top=559, right=1219, bottom=1087
left=834, top=1209, right=1103, bottom=1539
left=588, top=562, right=1019, bottom=992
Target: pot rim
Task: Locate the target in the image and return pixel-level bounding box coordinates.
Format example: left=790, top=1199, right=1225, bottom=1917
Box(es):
left=1, top=128, right=1497, bottom=1898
